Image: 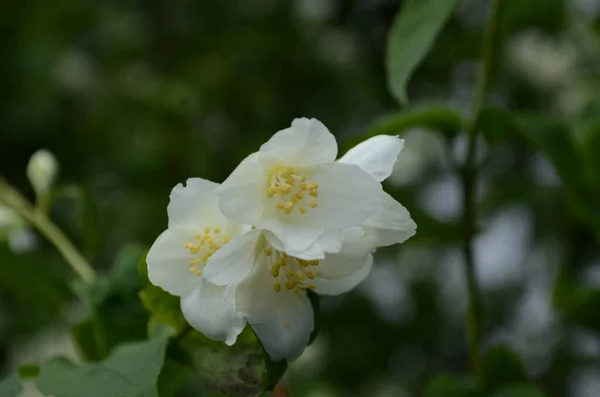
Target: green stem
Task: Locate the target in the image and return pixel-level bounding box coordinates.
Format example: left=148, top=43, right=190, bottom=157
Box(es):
left=461, top=0, right=501, bottom=382
left=0, top=178, right=96, bottom=283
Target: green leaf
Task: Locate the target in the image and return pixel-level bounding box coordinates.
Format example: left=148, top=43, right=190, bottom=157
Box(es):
left=386, top=0, right=459, bottom=105
left=482, top=346, right=528, bottom=393
left=423, top=374, right=482, bottom=397
left=139, top=284, right=186, bottom=333
left=71, top=245, right=149, bottom=361
left=36, top=335, right=169, bottom=397
left=0, top=374, right=21, bottom=397
left=493, top=385, right=547, bottom=397
left=343, top=105, right=463, bottom=152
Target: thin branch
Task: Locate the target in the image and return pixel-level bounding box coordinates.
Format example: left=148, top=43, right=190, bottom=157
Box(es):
left=461, top=0, right=502, bottom=382
left=0, top=178, right=96, bottom=283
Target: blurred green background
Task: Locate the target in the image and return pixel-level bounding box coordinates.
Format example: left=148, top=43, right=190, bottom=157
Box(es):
left=1, top=0, right=600, bottom=396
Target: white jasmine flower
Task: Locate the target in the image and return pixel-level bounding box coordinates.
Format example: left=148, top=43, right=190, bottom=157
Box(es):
left=203, top=227, right=375, bottom=362
left=146, top=178, right=249, bottom=345
left=26, top=149, right=59, bottom=196
left=203, top=134, right=416, bottom=361
left=213, top=118, right=383, bottom=256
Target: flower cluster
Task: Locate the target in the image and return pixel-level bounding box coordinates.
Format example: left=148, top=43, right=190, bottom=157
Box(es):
left=147, top=118, right=416, bottom=361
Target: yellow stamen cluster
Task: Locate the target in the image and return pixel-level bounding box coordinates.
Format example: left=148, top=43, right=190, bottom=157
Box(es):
left=267, top=167, right=320, bottom=215
left=184, top=226, right=231, bottom=276
left=266, top=248, right=320, bottom=294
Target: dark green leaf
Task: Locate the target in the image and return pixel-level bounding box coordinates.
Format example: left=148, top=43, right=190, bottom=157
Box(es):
left=71, top=245, right=149, bottom=361
left=71, top=318, right=106, bottom=361
left=482, top=346, right=528, bottom=393
left=553, top=280, right=600, bottom=333
left=344, top=106, right=463, bottom=152
left=307, top=290, right=320, bottom=346
left=493, top=385, right=547, bottom=397
left=0, top=374, right=21, bottom=397
left=157, top=359, right=191, bottom=397
left=0, top=245, right=69, bottom=313
left=423, top=374, right=482, bottom=397
left=481, top=108, right=600, bottom=241
left=18, top=364, right=40, bottom=379
left=386, top=0, right=459, bottom=104
left=36, top=335, right=169, bottom=397
left=53, top=185, right=100, bottom=260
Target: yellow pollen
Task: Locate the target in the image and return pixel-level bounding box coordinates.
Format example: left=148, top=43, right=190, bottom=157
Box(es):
left=308, top=283, right=316, bottom=290
left=309, top=201, right=318, bottom=208
left=285, top=268, right=294, bottom=278
left=264, top=247, right=272, bottom=256
left=270, top=268, right=280, bottom=277
left=274, top=283, right=281, bottom=292
left=307, top=271, right=315, bottom=279
left=184, top=226, right=231, bottom=276
left=285, top=279, right=297, bottom=290
left=267, top=166, right=320, bottom=215
left=298, top=260, right=309, bottom=267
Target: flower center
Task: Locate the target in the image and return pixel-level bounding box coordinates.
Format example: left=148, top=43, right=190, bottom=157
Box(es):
left=263, top=245, right=320, bottom=293
left=266, top=166, right=319, bottom=215
left=184, top=226, right=231, bottom=276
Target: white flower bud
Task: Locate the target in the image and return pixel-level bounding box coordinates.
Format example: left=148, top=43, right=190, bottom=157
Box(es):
left=27, top=149, right=59, bottom=196
left=0, top=204, right=23, bottom=240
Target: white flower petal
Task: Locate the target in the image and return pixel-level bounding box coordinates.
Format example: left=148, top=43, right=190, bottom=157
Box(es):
left=260, top=118, right=337, bottom=165
left=338, top=135, right=404, bottom=182
left=203, top=229, right=262, bottom=286
left=147, top=229, right=199, bottom=296
left=303, top=163, right=382, bottom=229
left=313, top=254, right=373, bottom=295
left=362, top=192, right=417, bottom=247
left=262, top=220, right=325, bottom=255
left=250, top=292, right=313, bottom=362
left=181, top=279, right=247, bottom=346
left=233, top=254, right=277, bottom=322
left=214, top=153, right=266, bottom=226
left=168, top=178, right=223, bottom=229
left=265, top=229, right=344, bottom=260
